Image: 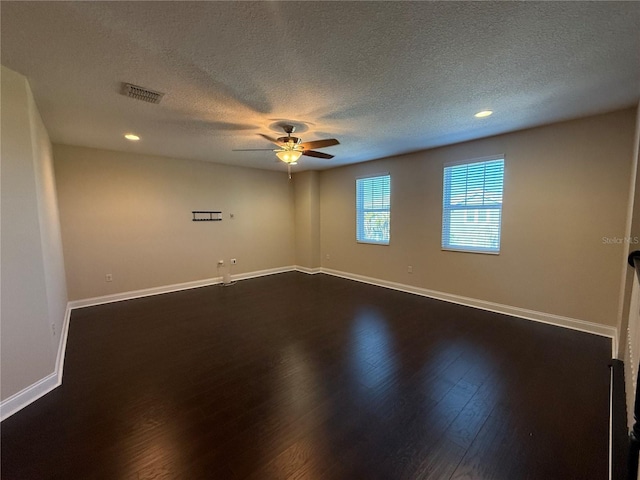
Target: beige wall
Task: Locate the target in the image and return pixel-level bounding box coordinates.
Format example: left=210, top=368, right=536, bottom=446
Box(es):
left=624, top=103, right=640, bottom=258
left=293, top=170, right=321, bottom=269
left=1, top=66, right=68, bottom=401
left=618, top=103, right=640, bottom=357
left=320, top=109, right=637, bottom=327
left=54, top=145, right=295, bottom=300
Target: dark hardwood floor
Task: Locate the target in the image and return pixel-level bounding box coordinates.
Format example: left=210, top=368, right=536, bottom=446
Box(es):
left=1, top=272, right=611, bottom=479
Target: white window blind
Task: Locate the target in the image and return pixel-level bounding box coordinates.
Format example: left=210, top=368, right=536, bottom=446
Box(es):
left=356, top=174, right=390, bottom=245
left=442, top=157, right=504, bottom=253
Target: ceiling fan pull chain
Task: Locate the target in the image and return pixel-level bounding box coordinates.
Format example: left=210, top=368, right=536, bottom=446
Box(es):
left=288, top=163, right=291, bottom=180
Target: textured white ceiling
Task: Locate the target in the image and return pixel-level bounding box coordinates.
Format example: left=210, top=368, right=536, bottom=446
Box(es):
left=2, top=1, right=639, bottom=172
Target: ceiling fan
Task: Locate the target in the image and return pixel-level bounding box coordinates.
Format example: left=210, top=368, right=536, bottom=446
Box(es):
left=234, top=125, right=340, bottom=172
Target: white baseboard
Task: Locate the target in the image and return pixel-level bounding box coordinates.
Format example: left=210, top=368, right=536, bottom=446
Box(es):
left=68, top=267, right=299, bottom=310
left=320, top=268, right=617, bottom=344
left=68, top=276, right=222, bottom=309
left=0, top=372, right=59, bottom=421
left=294, top=265, right=322, bottom=274
left=55, top=304, right=72, bottom=384
left=230, top=266, right=295, bottom=282
left=1, top=303, right=72, bottom=422
left=2, top=265, right=618, bottom=421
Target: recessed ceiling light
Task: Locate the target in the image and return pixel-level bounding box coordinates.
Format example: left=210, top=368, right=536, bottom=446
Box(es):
left=474, top=110, right=493, bottom=118
left=124, top=133, right=140, bottom=141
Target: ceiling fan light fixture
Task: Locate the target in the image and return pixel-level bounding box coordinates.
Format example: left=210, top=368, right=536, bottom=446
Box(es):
left=275, top=149, right=303, bottom=164
left=233, top=124, right=338, bottom=170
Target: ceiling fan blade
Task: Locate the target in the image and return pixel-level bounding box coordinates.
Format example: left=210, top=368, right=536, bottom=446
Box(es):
left=300, top=138, right=340, bottom=150
left=258, top=133, right=283, bottom=145
left=232, top=148, right=275, bottom=151
left=303, top=150, right=334, bottom=159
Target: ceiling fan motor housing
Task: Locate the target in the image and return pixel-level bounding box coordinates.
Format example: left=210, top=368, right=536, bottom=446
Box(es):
left=233, top=122, right=338, bottom=161
left=277, top=136, right=302, bottom=146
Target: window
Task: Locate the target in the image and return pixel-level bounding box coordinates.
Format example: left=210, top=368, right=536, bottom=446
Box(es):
left=442, top=157, right=504, bottom=253
left=356, top=174, right=390, bottom=245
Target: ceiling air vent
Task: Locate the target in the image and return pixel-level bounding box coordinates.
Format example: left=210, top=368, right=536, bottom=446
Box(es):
left=122, top=83, right=164, bottom=104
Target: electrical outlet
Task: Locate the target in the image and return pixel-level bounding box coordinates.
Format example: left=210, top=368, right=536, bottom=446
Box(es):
left=105, top=273, right=113, bottom=282
left=51, top=323, right=56, bottom=336
left=231, top=258, right=237, bottom=265
left=408, top=265, right=413, bottom=274
left=325, top=254, right=330, bottom=260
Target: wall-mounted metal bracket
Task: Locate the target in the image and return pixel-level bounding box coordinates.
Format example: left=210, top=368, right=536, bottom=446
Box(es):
left=192, top=211, right=222, bottom=221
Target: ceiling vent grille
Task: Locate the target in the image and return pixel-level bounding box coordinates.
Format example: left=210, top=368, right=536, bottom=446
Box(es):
left=122, top=83, right=164, bottom=104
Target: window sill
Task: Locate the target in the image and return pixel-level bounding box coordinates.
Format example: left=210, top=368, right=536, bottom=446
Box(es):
left=441, top=247, right=500, bottom=255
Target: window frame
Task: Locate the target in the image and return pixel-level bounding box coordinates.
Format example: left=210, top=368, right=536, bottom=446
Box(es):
left=355, top=173, right=391, bottom=246
left=441, top=155, right=505, bottom=255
